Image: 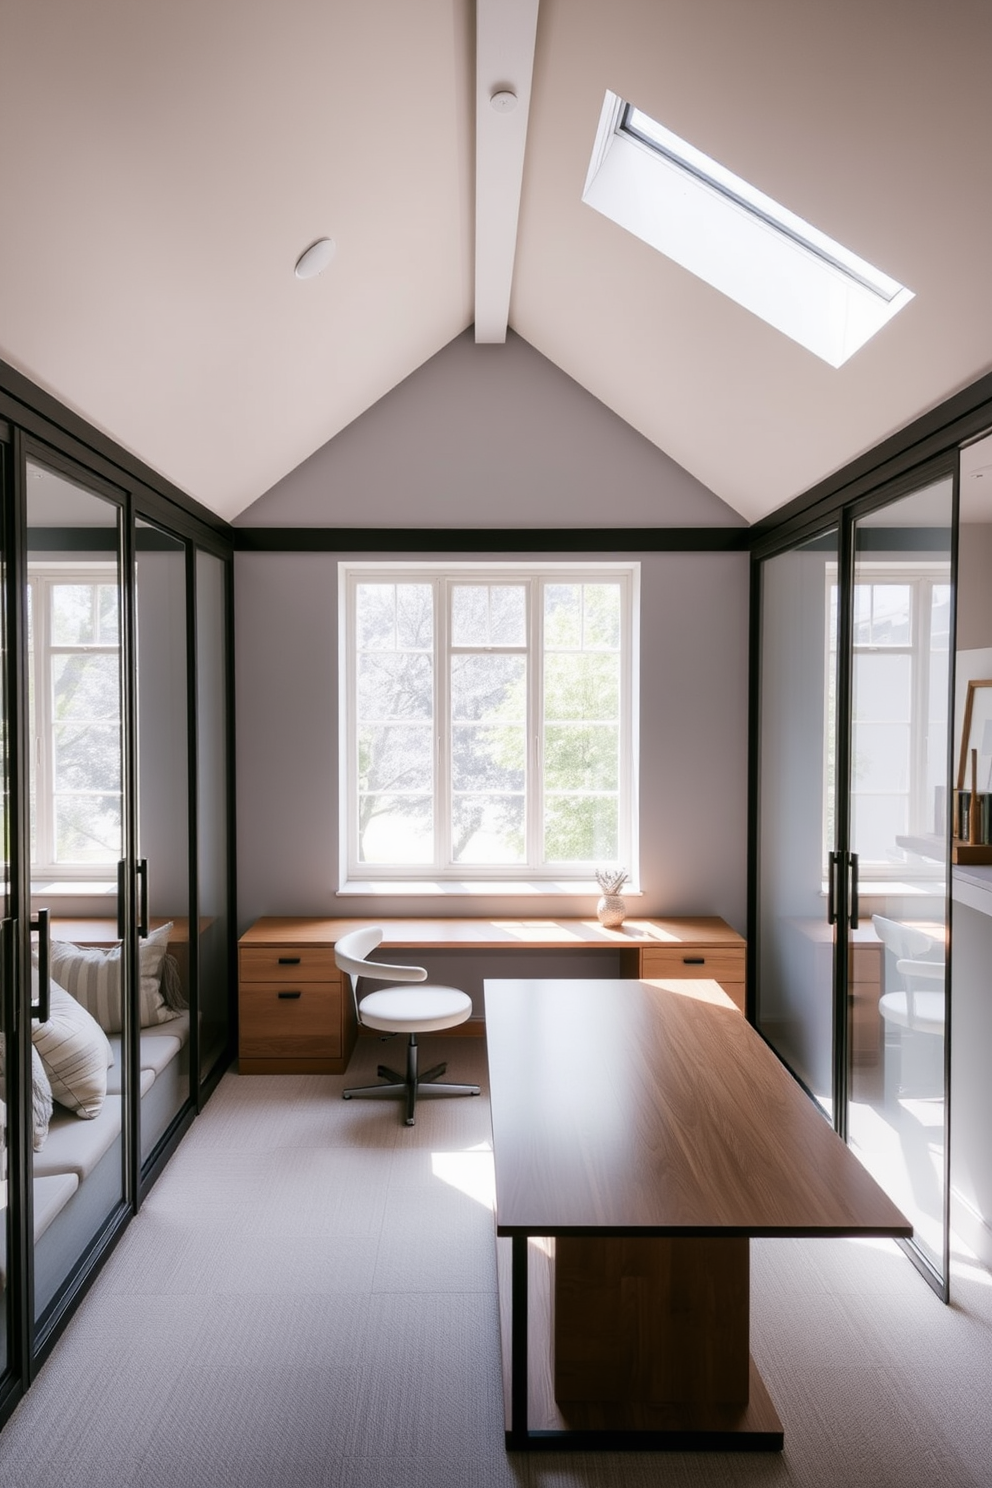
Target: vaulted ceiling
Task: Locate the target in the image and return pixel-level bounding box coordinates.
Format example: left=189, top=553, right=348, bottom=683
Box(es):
left=3, top=1, right=990, bottom=526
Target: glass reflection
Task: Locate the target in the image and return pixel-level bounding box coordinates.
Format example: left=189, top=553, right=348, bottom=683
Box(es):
left=847, top=478, right=952, bottom=1280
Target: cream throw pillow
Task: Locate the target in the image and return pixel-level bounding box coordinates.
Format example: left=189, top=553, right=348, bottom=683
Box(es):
left=0, top=1034, right=55, bottom=1149
left=49, top=922, right=176, bottom=1032
left=32, top=979, right=114, bottom=1120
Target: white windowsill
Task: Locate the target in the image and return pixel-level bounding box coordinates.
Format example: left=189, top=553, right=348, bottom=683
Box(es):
left=32, top=880, right=118, bottom=896
left=338, top=880, right=643, bottom=898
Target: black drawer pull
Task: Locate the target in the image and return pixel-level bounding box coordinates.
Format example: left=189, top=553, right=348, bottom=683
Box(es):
left=277, top=990, right=302, bottom=1000
left=278, top=956, right=302, bottom=965
left=683, top=956, right=705, bottom=965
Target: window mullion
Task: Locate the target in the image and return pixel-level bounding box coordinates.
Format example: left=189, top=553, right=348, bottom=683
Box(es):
left=37, top=577, right=54, bottom=873
left=437, top=577, right=450, bottom=871
left=529, top=577, right=542, bottom=871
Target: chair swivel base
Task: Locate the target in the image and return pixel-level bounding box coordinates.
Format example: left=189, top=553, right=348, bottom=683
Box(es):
left=343, top=1032, right=480, bottom=1125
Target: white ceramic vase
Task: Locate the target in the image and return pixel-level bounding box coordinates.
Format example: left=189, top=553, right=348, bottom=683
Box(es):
left=596, top=894, right=627, bottom=927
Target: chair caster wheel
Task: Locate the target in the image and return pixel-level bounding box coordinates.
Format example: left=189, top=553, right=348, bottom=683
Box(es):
left=405, top=1117, right=415, bottom=1126
left=343, top=1093, right=352, bottom=1100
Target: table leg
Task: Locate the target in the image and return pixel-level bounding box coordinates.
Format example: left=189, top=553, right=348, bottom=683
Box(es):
left=554, top=1234, right=750, bottom=1406
left=509, top=1234, right=529, bottom=1448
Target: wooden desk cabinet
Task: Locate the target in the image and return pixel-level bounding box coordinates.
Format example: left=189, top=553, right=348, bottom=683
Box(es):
left=238, top=923, right=357, bottom=1074
left=237, top=914, right=745, bottom=1074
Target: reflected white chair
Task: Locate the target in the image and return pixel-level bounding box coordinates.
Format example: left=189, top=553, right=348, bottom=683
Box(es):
left=871, top=914, right=945, bottom=1096
left=334, top=926, right=480, bottom=1126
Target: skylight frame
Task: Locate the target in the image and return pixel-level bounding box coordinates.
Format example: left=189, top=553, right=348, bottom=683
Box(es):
left=582, top=91, right=914, bottom=367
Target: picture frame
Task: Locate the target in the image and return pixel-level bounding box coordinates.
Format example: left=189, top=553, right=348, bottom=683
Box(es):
left=956, top=678, right=992, bottom=792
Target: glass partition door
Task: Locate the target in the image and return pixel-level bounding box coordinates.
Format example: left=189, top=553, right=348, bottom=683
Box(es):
left=755, top=473, right=954, bottom=1297
left=26, top=459, right=127, bottom=1326
left=135, top=520, right=191, bottom=1160
left=846, top=479, right=953, bottom=1287
left=756, top=529, right=840, bottom=1117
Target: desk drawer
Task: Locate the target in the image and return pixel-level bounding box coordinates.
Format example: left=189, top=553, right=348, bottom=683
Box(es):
left=239, top=946, right=337, bottom=982
left=640, top=947, right=745, bottom=983
left=239, top=983, right=342, bottom=1059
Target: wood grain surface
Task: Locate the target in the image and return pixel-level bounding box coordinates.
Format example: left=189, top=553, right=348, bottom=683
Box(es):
left=485, top=978, right=912, bottom=1239
left=238, top=915, right=743, bottom=952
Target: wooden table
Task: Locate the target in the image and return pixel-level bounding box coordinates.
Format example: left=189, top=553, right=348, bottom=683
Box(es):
left=484, top=976, right=912, bottom=1452
left=237, top=915, right=745, bottom=1074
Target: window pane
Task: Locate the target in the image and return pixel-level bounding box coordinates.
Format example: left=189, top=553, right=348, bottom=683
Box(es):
left=358, top=653, right=433, bottom=720
left=54, top=792, right=121, bottom=860
left=544, top=795, right=618, bottom=861
left=451, top=585, right=525, bottom=646
left=52, top=653, right=120, bottom=720
left=54, top=721, right=121, bottom=794
left=359, top=794, right=433, bottom=863
left=853, top=654, right=911, bottom=722
left=97, top=584, right=119, bottom=643
left=544, top=723, right=618, bottom=792
left=451, top=654, right=525, bottom=721
left=850, top=793, right=908, bottom=863
left=853, top=721, right=910, bottom=792
left=544, top=585, right=582, bottom=648
left=51, top=584, right=96, bottom=644
left=544, top=653, right=619, bottom=721
left=452, top=795, right=525, bottom=863
left=582, top=584, right=621, bottom=648
left=359, top=724, right=433, bottom=794
left=356, top=583, right=433, bottom=651
left=870, top=584, right=911, bottom=645
left=452, top=723, right=525, bottom=792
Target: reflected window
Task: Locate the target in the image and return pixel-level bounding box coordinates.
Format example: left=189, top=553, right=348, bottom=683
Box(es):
left=28, top=565, right=122, bottom=876
left=825, top=564, right=951, bottom=877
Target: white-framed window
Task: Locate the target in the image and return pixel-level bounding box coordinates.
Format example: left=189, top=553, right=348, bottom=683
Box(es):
left=28, top=564, right=123, bottom=879
left=339, top=562, right=640, bottom=888
left=824, top=562, right=951, bottom=878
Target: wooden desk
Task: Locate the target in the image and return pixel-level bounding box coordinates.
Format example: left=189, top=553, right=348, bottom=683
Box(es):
left=237, top=916, right=746, bottom=1074
left=484, top=976, right=911, bottom=1451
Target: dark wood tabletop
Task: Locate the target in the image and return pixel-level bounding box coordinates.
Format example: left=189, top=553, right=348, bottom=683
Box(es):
left=484, top=977, right=912, bottom=1239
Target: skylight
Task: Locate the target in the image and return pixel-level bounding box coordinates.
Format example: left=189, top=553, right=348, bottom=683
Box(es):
left=582, top=92, right=914, bottom=367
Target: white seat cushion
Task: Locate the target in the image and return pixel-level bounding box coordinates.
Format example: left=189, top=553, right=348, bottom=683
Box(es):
left=878, top=990, right=944, bottom=1034
left=33, top=1101, right=123, bottom=1180
left=359, top=985, right=472, bottom=1034
left=105, top=1066, right=157, bottom=1098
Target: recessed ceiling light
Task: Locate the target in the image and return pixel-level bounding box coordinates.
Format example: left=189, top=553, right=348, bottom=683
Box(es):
left=490, top=89, right=517, bottom=114
left=295, top=238, right=336, bottom=279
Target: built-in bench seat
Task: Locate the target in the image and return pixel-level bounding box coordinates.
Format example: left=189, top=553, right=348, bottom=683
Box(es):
left=30, top=1011, right=191, bottom=1315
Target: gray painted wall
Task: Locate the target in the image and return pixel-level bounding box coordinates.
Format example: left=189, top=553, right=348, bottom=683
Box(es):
left=234, top=546, right=749, bottom=937
left=958, top=523, right=992, bottom=651
left=236, top=329, right=745, bottom=530
left=235, top=330, right=750, bottom=940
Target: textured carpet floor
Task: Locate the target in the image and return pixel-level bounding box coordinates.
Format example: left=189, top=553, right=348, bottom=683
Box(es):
left=1, top=1036, right=990, bottom=1488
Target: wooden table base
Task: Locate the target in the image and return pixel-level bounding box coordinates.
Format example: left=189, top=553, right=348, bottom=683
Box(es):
left=496, top=1236, right=783, bottom=1451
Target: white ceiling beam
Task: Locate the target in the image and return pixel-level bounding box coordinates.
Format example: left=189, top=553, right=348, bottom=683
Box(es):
left=475, top=0, right=540, bottom=343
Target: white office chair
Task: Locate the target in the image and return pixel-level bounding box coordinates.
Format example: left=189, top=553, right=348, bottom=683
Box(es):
left=334, top=926, right=480, bottom=1126
left=871, top=914, right=946, bottom=1096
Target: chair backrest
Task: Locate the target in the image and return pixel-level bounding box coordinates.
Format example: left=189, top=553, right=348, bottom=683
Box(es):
left=871, top=914, right=936, bottom=962
left=333, top=926, right=428, bottom=1025
left=873, top=915, right=945, bottom=1031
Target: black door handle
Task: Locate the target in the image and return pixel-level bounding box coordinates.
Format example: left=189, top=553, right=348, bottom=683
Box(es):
left=30, top=908, right=51, bottom=1024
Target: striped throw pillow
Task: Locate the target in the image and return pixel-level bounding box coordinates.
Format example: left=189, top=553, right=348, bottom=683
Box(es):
left=49, top=922, right=176, bottom=1033
left=0, top=1038, right=52, bottom=1150
left=32, top=981, right=114, bottom=1120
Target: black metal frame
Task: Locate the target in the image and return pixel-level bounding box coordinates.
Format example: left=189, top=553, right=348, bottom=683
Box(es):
left=748, top=450, right=962, bottom=1303
left=0, top=366, right=237, bottom=1428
